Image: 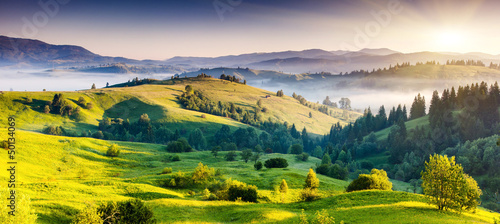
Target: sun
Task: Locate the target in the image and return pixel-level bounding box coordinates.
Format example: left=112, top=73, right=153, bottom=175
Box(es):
left=437, top=30, right=466, bottom=47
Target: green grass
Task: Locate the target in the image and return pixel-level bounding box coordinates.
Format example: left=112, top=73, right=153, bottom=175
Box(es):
left=0, top=130, right=498, bottom=223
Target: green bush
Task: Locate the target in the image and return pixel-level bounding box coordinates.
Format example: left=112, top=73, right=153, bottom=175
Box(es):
left=172, top=155, right=181, bottom=161
left=72, top=203, right=102, bottom=224
left=289, top=144, right=303, bottom=154
left=300, top=187, right=319, bottom=202
left=166, top=138, right=193, bottom=153
left=106, top=144, right=120, bottom=157
left=346, top=168, right=392, bottom=192
left=161, top=167, right=172, bottom=174
left=98, top=199, right=156, bottom=224
left=225, top=151, right=237, bottom=161
left=264, top=158, right=288, bottom=168
left=296, top=152, right=309, bottom=161
left=254, top=161, right=263, bottom=170
left=43, top=125, right=64, bottom=136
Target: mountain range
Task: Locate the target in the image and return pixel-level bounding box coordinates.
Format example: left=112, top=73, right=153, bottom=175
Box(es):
left=2, top=35, right=500, bottom=74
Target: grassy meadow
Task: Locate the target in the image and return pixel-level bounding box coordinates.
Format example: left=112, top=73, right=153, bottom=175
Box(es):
left=0, top=79, right=498, bottom=223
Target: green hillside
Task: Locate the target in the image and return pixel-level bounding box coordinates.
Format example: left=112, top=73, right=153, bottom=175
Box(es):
left=0, top=130, right=498, bottom=223
left=0, top=79, right=498, bottom=223
left=0, top=77, right=359, bottom=136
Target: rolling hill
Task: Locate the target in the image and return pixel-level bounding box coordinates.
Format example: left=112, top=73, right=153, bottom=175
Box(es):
left=0, top=79, right=498, bottom=223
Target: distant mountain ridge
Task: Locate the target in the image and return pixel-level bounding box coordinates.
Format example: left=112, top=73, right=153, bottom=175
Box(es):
left=2, top=35, right=500, bottom=74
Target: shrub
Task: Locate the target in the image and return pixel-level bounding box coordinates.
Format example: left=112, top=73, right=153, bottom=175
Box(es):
left=44, top=105, right=50, bottom=113
left=72, top=203, right=102, bottom=224
left=192, top=163, right=215, bottom=184
left=316, top=164, right=330, bottom=176
left=98, top=199, right=155, bottom=224
left=254, top=161, right=263, bottom=170
left=43, top=125, right=64, bottom=135
left=264, top=158, right=288, bottom=168
left=106, top=144, right=120, bottom=157
left=172, top=155, right=181, bottom=161
left=346, top=168, right=392, bottom=192
left=161, top=167, right=173, bottom=174
left=166, top=138, right=193, bottom=153
left=202, top=188, right=213, bottom=200
left=78, top=96, right=87, bottom=106
left=300, top=187, right=319, bottom=202
left=296, top=152, right=309, bottom=161
left=26, top=97, right=33, bottom=104
left=86, top=102, right=93, bottom=109
left=225, top=151, right=237, bottom=161
left=214, top=179, right=258, bottom=202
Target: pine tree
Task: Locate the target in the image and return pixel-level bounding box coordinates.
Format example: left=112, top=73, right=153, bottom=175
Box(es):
left=279, top=179, right=288, bottom=194
left=91, top=83, right=96, bottom=89
left=305, top=168, right=320, bottom=189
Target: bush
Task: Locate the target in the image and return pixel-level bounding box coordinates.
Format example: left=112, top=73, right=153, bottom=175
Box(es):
left=215, top=179, right=258, bottom=202
left=166, top=138, right=193, bottom=153
left=346, top=168, right=392, bottom=192
left=106, top=144, right=120, bottom=157
left=225, top=151, right=237, bottom=161
left=300, top=187, right=319, bottom=202
left=161, top=167, right=173, bottom=174
left=172, top=155, right=181, bottom=161
left=264, top=158, right=288, bottom=168
left=98, top=199, right=155, bottom=224
left=254, top=161, right=263, bottom=170
left=26, top=97, right=33, bottom=104
left=192, top=163, right=215, bottom=184
left=72, top=203, right=102, bottom=224
left=296, top=152, right=309, bottom=161
left=43, top=125, right=64, bottom=136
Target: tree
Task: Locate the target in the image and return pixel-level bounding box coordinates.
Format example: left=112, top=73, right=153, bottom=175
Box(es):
left=305, top=168, right=320, bottom=189
left=254, top=161, right=263, bottom=170
left=321, top=153, right=332, bottom=165
left=421, top=154, right=482, bottom=212
left=211, top=146, right=220, bottom=158
left=279, top=179, right=288, bottom=194
left=240, top=149, right=253, bottom=163
left=289, top=144, right=303, bottom=154
left=309, top=112, right=313, bottom=118
left=264, top=158, right=288, bottom=168
left=44, top=105, right=50, bottom=114
left=185, top=85, right=193, bottom=94
left=188, top=129, right=207, bottom=150
left=91, top=83, right=96, bottom=89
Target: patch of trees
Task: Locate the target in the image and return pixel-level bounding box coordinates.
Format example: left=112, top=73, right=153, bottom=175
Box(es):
left=346, top=169, right=392, bottom=192
left=161, top=163, right=258, bottom=202
left=446, top=59, right=485, bottom=67
left=43, top=93, right=85, bottom=121
left=292, top=92, right=332, bottom=116
left=276, top=89, right=284, bottom=97
left=72, top=199, right=156, bottom=224
left=219, top=74, right=245, bottom=84
left=178, top=87, right=262, bottom=125
left=316, top=153, right=349, bottom=181
left=264, top=158, right=289, bottom=168
left=166, top=138, right=193, bottom=153
left=409, top=93, right=426, bottom=120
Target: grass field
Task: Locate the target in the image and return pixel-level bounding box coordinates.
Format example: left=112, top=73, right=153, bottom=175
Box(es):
left=0, top=130, right=498, bottom=223
left=0, top=81, right=498, bottom=223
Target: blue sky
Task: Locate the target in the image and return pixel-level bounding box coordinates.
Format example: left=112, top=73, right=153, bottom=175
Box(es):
left=1, top=0, right=499, bottom=60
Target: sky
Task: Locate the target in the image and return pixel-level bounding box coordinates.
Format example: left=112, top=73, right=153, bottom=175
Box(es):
left=1, top=0, right=499, bottom=60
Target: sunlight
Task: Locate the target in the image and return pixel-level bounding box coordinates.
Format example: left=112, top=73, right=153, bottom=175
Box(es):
left=437, top=30, right=466, bottom=47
